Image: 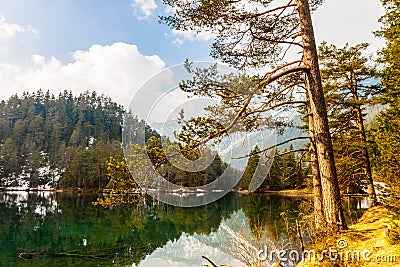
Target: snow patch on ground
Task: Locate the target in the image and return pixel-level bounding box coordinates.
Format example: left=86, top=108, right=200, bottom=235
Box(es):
left=374, top=181, right=391, bottom=201
left=0, top=151, right=64, bottom=190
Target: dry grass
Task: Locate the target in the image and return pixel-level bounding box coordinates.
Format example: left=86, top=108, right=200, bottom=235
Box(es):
left=299, top=206, right=400, bottom=267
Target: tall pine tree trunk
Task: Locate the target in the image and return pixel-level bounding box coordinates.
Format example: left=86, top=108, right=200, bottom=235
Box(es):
left=306, top=90, right=326, bottom=228
left=297, top=0, right=347, bottom=231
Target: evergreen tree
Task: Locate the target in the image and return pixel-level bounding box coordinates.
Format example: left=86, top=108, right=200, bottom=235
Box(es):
left=372, top=0, right=400, bottom=186
left=264, top=148, right=283, bottom=191
left=0, top=138, right=19, bottom=183
left=0, top=90, right=125, bottom=191
left=238, top=146, right=261, bottom=191
left=259, top=145, right=307, bottom=191
left=161, top=0, right=346, bottom=230
left=318, top=42, right=379, bottom=205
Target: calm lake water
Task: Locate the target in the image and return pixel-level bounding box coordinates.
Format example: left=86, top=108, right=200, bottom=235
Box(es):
left=0, top=192, right=368, bottom=267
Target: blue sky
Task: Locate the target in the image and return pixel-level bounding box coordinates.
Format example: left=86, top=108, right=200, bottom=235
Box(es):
left=0, top=0, right=212, bottom=65
left=0, top=0, right=385, bottom=106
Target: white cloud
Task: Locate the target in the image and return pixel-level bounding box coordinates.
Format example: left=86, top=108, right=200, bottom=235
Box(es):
left=131, top=0, right=158, bottom=20
left=0, top=14, right=36, bottom=39
left=164, top=5, right=176, bottom=14
left=0, top=42, right=166, bottom=107
left=312, top=0, right=385, bottom=54
left=173, top=37, right=184, bottom=46
left=172, top=29, right=214, bottom=43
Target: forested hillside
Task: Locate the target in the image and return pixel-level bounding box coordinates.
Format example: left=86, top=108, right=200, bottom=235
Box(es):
left=0, top=90, right=228, bottom=192
left=0, top=90, right=124, bottom=190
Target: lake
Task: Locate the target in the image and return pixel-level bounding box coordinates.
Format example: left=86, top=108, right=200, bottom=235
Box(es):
left=0, top=192, right=368, bottom=267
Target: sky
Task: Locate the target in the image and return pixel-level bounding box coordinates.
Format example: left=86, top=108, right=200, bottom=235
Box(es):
left=0, top=0, right=386, bottom=107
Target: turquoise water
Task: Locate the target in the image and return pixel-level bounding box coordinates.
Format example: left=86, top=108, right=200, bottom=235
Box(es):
left=0, top=192, right=367, bottom=267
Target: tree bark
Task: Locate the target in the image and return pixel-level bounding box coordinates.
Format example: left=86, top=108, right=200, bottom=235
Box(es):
left=306, top=90, right=326, bottom=228
left=297, top=0, right=347, bottom=231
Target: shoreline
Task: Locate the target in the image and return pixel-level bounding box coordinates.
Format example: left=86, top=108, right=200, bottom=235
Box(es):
left=0, top=187, right=372, bottom=198
left=0, top=187, right=312, bottom=194
left=0, top=187, right=97, bottom=193
left=236, top=188, right=314, bottom=196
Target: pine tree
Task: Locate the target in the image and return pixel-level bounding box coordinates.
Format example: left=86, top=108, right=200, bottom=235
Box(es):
left=161, top=0, right=346, bottom=230
left=318, top=42, right=379, bottom=206
left=239, top=146, right=261, bottom=191
left=372, top=0, right=400, bottom=185
left=0, top=138, right=19, bottom=182
left=0, top=90, right=126, bottom=190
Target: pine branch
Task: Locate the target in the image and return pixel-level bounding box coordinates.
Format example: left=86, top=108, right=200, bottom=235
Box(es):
left=247, top=100, right=307, bottom=115
left=274, top=148, right=309, bottom=157
left=259, top=65, right=309, bottom=86
left=233, top=136, right=310, bottom=159
left=261, top=60, right=304, bottom=80
left=251, top=0, right=297, bottom=17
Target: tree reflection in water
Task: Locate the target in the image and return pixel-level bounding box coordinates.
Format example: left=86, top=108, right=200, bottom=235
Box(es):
left=0, top=192, right=367, bottom=266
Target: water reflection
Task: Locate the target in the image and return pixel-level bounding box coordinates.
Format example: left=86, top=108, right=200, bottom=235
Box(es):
left=0, top=192, right=368, bottom=267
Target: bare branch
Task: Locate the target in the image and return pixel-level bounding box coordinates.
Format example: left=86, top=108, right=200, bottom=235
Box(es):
left=259, top=65, right=309, bottom=86
left=248, top=100, right=306, bottom=115
left=250, top=32, right=304, bottom=48
left=262, top=60, right=303, bottom=80
left=233, top=136, right=310, bottom=159
left=259, top=136, right=310, bottom=154
left=191, top=92, right=254, bottom=148
left=251, top=1, right=297, bottom=17
left=255, top=82, right=301, bottom=114
left=202, top=256, right=218, bottom=267
left=275, top=148, right=308, bottom=157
